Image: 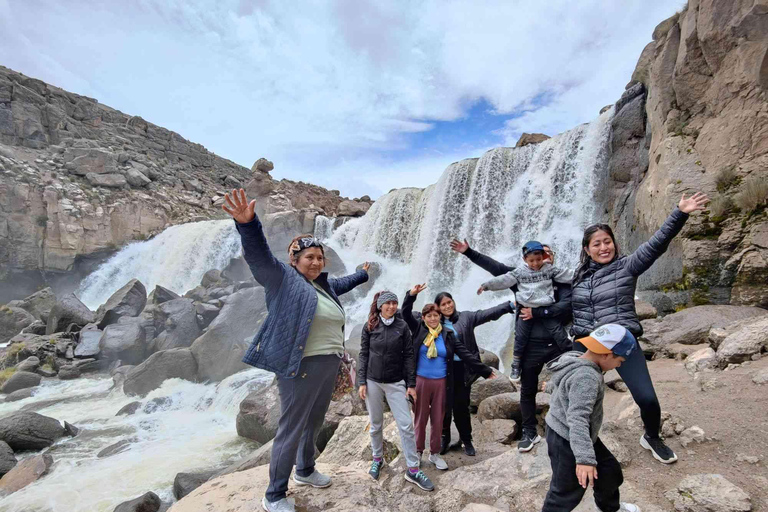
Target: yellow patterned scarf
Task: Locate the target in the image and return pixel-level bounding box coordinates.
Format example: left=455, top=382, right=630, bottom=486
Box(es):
left=423, top=323, right=443, bottom=359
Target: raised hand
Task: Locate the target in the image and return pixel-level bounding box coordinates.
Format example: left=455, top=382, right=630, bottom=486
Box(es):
left=476, top=285, right=485, bottom=295
left=409, top=283, right=427, bottom=296
left=362, top=262, right=371, bottom=272
left=222, top=188, right=256, bottom=224
left=450, top=238, right=470, bottom=254
left=678, top=192, right=709, bottom=214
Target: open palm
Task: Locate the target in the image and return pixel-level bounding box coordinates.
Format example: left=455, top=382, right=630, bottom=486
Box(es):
left=222, top=188, right=256, bottom=224
left=678, top=192, right=709, bottom=214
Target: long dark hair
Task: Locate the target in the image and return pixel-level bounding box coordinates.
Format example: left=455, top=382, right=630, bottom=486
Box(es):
left=366, top=292, right=382, bottom=332
left=434, top=292, right=453, bottom=308
left=574, top=224, right=620, bottom=284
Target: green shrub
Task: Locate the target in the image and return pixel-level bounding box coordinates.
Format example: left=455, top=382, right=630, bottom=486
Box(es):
left=734, top=175, right=768, bottom=213
left=715, top=166, right=739, bottom=193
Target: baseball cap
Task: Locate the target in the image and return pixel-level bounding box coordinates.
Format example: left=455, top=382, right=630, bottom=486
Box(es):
left=577, top=324, right=636, bottom=358
left=522, top=241, right=545, bottom=257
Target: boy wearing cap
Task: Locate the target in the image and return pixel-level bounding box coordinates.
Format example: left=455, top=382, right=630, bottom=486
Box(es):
left=477, top=240, right=573, bottom=382
left=541, top=324, right=640, bottom=512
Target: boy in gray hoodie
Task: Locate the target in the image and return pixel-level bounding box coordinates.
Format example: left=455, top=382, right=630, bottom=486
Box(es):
left=541, top=324, right=640, bottom=512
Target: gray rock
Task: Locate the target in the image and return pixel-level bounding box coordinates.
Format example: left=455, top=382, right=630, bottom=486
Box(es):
left=195, top=303, right=220, bottom=328
left=16, top=356, right=40, bottom=373
left=57, top=365, right=81, bottom=380
left=173, top=470, right=218, bottom=499
left=224, top=175, right=242, bottom=189
left=635, top=299, right=658, bottom=320
left=116, top=401, right=142, bottom=416
left=151, top=285, right=180, bottom=305
left=64, top=421, right=79, bottom=437
left=236, top=382, right=280, bottom=444
left=0, top=441, right=16, bottom=477
left=75, top=325, right=103, bottom=358
left=665, top=474, right=750, bottom=512
left=97, top=439, right=133, bottom=458
left=679, top=426, right=705, bottom=447
left=1, top=371, right=41, bottom=394
left=7, top=287, right=56, bottom=322
left=125, top=168, right=151, bottom=188
left=142, top=397, right=173, bottom=414
left=65, top=148, right=117, bottom=175
left=0, top=453, right=53, bottom=497
left=0, top=411, right=67, bottom=451
left=470, top=377, right=515, bottom=409
left=20, top=320, right=46, bottom=335
left=4, top=388, right=35, bottom=402
left=111, top=365, right=135, bottom=388
left=152, top=299, right=200, bottom=352
left=218, top=440, right=273, bottom=476
left=46, top=294, right=95, bottom=335
left=86, top=172, right=127, bottom=188
left=99, top=323, right=146, bottom=364
left=191, top=287, right=267, bottom=382
left=685, top=347, right=717, bottom=374
left=477, top=392, right=549, bottom=422
left=717, top=317, right=768, bottom=365
left=252, top=157, right=274, bottom=172
left=201, top=269, right=223, bottom=288
left=97, top=279, right=147, bottom=329
left=123, top=348, right=198, bottom=397
left=752, top=368, right=768, bottom=385
left=479, top=349, right=500, bottom=370
left=113, top=491, right=161, bottom=512
left=0, top=307, right=36, bottom=344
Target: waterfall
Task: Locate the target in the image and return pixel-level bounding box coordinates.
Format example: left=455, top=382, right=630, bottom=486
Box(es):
left=313, top=215, right=351, bottom=241
left=78, top=220, right=242, bottom=310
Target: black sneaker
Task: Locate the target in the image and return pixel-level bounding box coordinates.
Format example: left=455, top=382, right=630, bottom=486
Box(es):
left=518, top=432, right=542, bottom=452
left=509, top=360, right=522, bottom=383
left=640, top=434, right=678, bottom=464
left=404, top=469, right=435, bottom=491
left=368, top=459, right=384, bottom=480
left=439, top=435, right=451, bottom=455
left=463, top=439, right=476, bottom=456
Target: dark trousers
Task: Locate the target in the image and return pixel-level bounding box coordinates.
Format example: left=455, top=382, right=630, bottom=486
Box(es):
left=573, top=340, right=661, bottom=438
left=265, top=354, right=340, bottom=502
left=414, top=376, right=446, bottom=454
left=441, top=360, right=472, bottom=443
left=514, top=314, right=570, bottom=358
left=542, top=427, right=623, bottom=512
left=520, top=339, right=563, bottom=437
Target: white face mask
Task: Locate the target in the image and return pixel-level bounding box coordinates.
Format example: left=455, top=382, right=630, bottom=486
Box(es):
left=380, top=315, right=395, bottom=326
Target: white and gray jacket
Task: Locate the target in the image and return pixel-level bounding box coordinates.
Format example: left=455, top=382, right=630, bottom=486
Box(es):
left=480, top=262, right=573, bottom=308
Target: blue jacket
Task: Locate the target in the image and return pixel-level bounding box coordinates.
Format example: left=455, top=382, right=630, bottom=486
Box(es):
left=235, top=216, right=369, bottom=378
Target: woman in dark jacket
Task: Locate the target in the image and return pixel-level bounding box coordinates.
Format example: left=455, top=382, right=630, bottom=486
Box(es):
left=223, top=189, right=370, bottom=512
left=571, top=192, right=708, bottom=465
left=357, top=291, right=434, bottom=491
left=402, top=285, right=499, bottom=466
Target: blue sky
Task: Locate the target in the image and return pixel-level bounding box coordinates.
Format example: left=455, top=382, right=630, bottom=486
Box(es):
left=0, top=0, right=681, bottom=198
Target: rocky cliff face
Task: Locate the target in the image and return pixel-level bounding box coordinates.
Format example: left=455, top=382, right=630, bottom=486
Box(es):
left=603, top=0, right=768, bottom=310
left=0, top=66, right=370, bottom=301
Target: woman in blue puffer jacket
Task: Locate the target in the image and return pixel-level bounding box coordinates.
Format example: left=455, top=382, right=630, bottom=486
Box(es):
left=571, top=192, right=708, bottom=466
left=223, top=189, right=370, bottom=512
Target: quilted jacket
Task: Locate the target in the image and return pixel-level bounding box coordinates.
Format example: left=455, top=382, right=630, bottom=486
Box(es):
left=357, top=315, right=416, bottom=388
left=235, top=216, right=368, bottom=378
left=571, top=208, right=689, bottom=338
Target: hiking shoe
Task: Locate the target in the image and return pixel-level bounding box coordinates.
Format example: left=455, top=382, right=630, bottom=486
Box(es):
left=518, top=432, right=542, bottom=452
left=509, top=360, right=522, bottom=383
left=463, top=439, right=476, bottom=456
left=428, top=453, right=448, bottom=470
left=293, top=470, right=332, bottom=488
left=368, top=459, right=384, bottom=481
left=439, top=435, right=451, bottom=455
left=404, top=469, right=435, bottom=491
left=262, top=497, right=295, bottom=512
left=640, top=434, right=678, bottom=464
left=619, top=503, right=641, bottom=512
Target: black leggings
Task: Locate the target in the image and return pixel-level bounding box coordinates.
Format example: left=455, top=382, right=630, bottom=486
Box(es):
left=573, top=340, right=661, bottom=438
left=520, top=338, right=563, bottom=437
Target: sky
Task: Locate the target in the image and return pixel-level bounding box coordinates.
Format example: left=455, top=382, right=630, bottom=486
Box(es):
left=0, top=0, right=681, bottom=199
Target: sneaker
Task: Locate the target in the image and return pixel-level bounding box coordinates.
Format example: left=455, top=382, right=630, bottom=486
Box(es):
left=262, top=497, right=295, bottom=512
left=404, top=469, right=435, bottom=491
left=292, top=469, right=332, bottom=488
left=509, top=360, right=522, bottom=383
left=619, top=503, right=641, bottom=512
left=428, top=453, right=448, bottom=470
left=463, top=439, right=476, bottom=456
left=368, top=459, right=384, bottom=481
left=439, top=435, right=451, bottom=455
left=640, top=434, right=678, bottom=464
left=517, top=432, right=542, bottom=453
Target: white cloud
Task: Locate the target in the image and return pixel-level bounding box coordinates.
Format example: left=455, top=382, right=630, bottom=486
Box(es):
left=0, top=0, right=680, bottom=198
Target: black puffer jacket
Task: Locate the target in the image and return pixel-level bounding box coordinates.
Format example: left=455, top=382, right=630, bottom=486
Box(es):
left=571, top=208, right=689, bottom=338
left=357, top=315, right=416, bottom=388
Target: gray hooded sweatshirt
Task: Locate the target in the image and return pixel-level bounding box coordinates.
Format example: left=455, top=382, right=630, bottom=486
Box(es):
left=544, top=351, right=605, bottom=466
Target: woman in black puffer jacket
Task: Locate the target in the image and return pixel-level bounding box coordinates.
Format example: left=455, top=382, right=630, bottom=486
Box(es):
left=571, top=192, right=708, bottom=465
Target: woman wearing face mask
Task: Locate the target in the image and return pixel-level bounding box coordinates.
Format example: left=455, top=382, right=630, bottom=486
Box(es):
left=223, top=189, right=371, bottom=512
left=571, top=192, right=709, bottom=465
left=402, top=285, right=500, bottom=470
left=357, top=291, right=435, bottom=491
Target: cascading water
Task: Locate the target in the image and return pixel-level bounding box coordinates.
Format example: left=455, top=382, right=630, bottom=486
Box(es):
left=78, top=220, right=241, bottom=310
left=313, top=215, right=351, bottom=241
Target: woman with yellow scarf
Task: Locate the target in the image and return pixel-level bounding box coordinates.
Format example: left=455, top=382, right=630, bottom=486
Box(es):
left=402, top=284, right=498, bottom=471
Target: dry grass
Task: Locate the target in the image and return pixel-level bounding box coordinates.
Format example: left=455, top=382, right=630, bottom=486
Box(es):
left=708, top=194, right=735, bottom=221
left=0, top=367, right=17, bottom=387
left=734, top=175, right=768, bottom=213
left=715, top=166, right=739, bottom=192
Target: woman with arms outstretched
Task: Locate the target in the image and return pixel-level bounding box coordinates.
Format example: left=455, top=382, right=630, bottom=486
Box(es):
left=223, top=189, right=370, bottom=512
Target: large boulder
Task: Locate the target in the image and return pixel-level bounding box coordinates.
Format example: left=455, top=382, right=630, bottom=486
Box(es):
left=7, top=287, right=56, bottom=323
left=337, top=200, right=370, bottom=217
left=0, top=454, right=53, bottom=497
left=99, top=323, right=147, bottom=364
left=218, top=440, right=273, bottom=476
left=190, top=287, right=267, bottom=382
left=16, top=356, right=40, bottom=373
left=0, top=441, right=16, bottom=477
left=515, top=133, right=551, bottom=147
left=470, top=377, right=516, bottom=409
left=477, top=392, right=549, bottom=422
left=317, top=415, right=399, bottom=465
left=46, top=294, right=95, bottom=334
left=4, top=389, right=35, bottom=402
left=123, top=348, right=198, bottom=397
left=0, top=412, right=67, bottom=451
left=113, top=491, right=162, bottom=512
left=236, top=382, right=280, bottom=444
left=717, top=317, right=768, bottom=365
left=0, top=307, right=36, bottom=344
left=317, top=392, right=368, bottom=452
left=1, top=371, right=41, bottom=394
left=173, top=470, right=218, bottom=500
left=75, top=324, right=103, bottom=358
left=151, top=285, right=181, bottom=305
left=96, top=279, right=147, bottom=329
left=665, top=474, right=751, bottom=512
left=152, top=299, right=200, bottom=352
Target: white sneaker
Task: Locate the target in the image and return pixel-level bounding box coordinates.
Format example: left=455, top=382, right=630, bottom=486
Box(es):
left=619, top=503, right=641, bottom=512
left=428, top=453, right=448, bottom=470
left=262, top=497, right=296, bottom=512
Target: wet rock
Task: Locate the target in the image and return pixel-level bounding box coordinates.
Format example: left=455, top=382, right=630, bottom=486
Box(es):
left=0, top=441, right=16, bottom=477
left=75, top=324, right=103, bottom=358
left=470, top=377, right=515, bottom=409
left=7, top=287, right=56, bottom=322
left=123, top=348, right=198, bottom=397
left=143, top=397, right=173, bottom=414
left=152, top=299, right=200, bottom=352
left=57, top=365, right=81, bottom=380
left=717, top=317, right=768, bottom=365
left=99, top=323, right=146, bottom=364
left=97, top=439, right=133, bottom=458
left=4, top=389, right=35, bottom=402
left=173, top=470, right=218, bottom=499
left=151, top=285, right=180, bottom=305
left=0, top=411, right=67, bottom=451
left=116, top=401, right=142, bottom=416
left=16, top=356, right=40, bottom=373
left=0, top=306, right=36, bottom=344
left=111, top=365, right=135, bottom=388
left=1, top=371, right=41, bottom=394
left=46, top=294, right=95, bottom=335
left=113, top=491, right=161, bottom=512
left=665, top=474, right=750, bottom=512
left=64, top=421, right=79, bottom=437
left=96, top=279, right=147, bottom=329
left=0, top=454, right=53, bottom=497
left=236, top=382, right=280, bottom=444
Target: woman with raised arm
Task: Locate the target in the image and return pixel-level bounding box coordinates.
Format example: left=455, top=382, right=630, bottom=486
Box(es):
left=570, top=192, right=709, bottom=465
left=222, top=189, right=370, bottom=512
left=450, top=240, right=571, bottom=453
left=402, top=284, right=507, bottom=460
